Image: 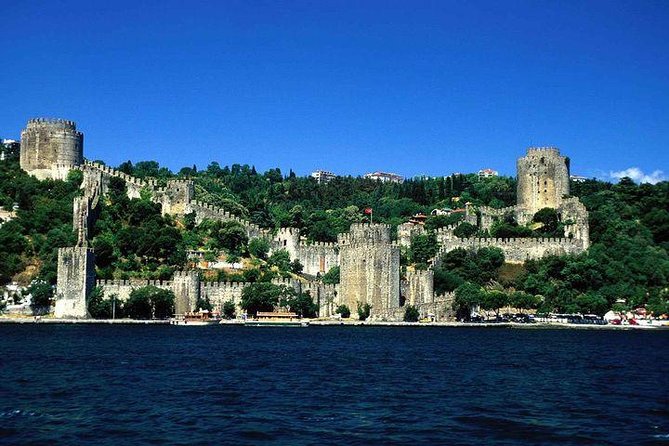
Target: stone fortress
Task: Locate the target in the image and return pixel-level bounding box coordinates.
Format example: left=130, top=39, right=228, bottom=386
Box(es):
left=18, top=119, right=589, bottom=320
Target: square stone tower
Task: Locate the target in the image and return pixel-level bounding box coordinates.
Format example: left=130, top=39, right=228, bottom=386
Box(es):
left=338, top=224, right=400, bottom=318
left=516, top=147, right=570, bottom=215
left=55, top=247, right=95, bottom=318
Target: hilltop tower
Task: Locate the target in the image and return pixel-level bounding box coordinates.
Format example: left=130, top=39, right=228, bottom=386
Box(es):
left=516, top=147, right=569, bottom=215
left=20, top=118, right=83, bottom=180
left=338, top=224, right=400, bottom=318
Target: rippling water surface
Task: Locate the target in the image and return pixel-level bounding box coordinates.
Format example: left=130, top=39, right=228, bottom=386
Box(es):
left=1, top=325, right=667, bottom=445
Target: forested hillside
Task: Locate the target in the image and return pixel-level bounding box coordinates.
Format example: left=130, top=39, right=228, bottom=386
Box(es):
left=1, top=155, right=668, bottom=315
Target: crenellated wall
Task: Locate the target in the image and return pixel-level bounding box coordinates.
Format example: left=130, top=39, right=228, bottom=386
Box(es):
left=185, top=200, right=264, bottom=238
left=295, top=242, right=339, bottom=276
left=436, top=236, right=583, bottom=263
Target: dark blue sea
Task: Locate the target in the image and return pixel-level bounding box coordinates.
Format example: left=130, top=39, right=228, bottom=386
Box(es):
left=1, top=325, right=667, bottom=445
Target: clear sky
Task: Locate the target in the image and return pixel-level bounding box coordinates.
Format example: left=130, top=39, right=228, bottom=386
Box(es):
left=1, top=0, right=667, bottom=182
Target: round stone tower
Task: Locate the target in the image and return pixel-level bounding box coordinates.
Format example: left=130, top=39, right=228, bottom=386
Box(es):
left=20, top=118, right=83, bottom=180
left=516, top=147, right=570, bottom=214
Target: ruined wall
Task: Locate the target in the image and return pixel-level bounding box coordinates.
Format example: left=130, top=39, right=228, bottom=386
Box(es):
left=154, top=180, right=195, bottom=216
left=338, top=224, right=400, bottom=317
left=55, top=247, right=95, bottom=318
left=20, top=118, right=83, bottom=180
left=516, top=147, right=570, bottom=214
left=559, top=197, right=590, bottom=249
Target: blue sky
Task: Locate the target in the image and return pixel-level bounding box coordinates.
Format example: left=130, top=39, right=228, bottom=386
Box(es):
left=1, top=0, right=667, bottom=181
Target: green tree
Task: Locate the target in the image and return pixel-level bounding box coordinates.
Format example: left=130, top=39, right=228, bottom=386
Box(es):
left=195, top=295, right=213, bottom=312
left=403, top=305, right=420, bottom=322
left=409, top=232, right=439, bottom=266
left=510, top=291, right=540, bottom=313
left=27, top=281, right=53, bottom=315
left=453, top=222, right=477, bottom=238
left=336, top=304, right=351, bottom=318
left=87, top=287, right=112, bottom=319
left=240, top=282, right=285, bottom=316
left=481, top=290, right=509, bottom=317
left=222, top=300, right=236, bottom=319
left=248, top=237, right=270, bottom=259
left=452, top=282, right=483, bottom=321
left=322, top=266, right=340, bottom=284
left=532, top=208, right=560, bottom=236
left=357, top=302, right=372, bottom=321
left=125, top=286, right=175, bottom=319
left=282, top=291, right=318, bottom=317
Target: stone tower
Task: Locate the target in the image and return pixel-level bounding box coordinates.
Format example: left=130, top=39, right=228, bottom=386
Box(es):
left=55, top=247, right=96, bottom=318
left=20, top=118, right=83, bottom=180
left=338, top=224, right=400, bottom=318
left=516, top=147, right=569, bottom=215
left=172, top=270, right=200, bottom=315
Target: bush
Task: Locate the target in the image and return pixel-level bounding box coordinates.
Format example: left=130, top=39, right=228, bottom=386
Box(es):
left=357, top=302, right=372, bottom=321
left=336, top=304, right=350, bottom=318
left=403, top=305, right=420, bottom=322
left=222, top=300, right=236, bottom=319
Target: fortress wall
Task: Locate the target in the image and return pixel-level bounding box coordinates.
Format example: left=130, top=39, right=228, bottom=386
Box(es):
left=295, top=242, right=339, bottom=276
left=438, top=237, right=583, bottom=263
left=186, top=201, right=263, bottom=238
left=199, top=281, right=249, bottom=312
left=95, top=279, right=174, bottom=302
left=402, top=269, right=434, bottom=306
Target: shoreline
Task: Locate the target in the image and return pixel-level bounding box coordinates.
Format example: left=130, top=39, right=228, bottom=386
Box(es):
left=1, top=317, right=667, bottom=329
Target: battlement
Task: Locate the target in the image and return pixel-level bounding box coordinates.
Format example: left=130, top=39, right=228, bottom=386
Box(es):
left=200, top=281, right=249, bottom=289
left=444, top=236, right=580, bottom=246
left=84, top=161, right=150, bottom=187
left=96, top=278, right=173, bottom=288
left=338, top=223, right=392, bottom=245
left=298, top=240, right=337, bottom=249
left=173, top=270, right=198, bottom=279
left=277, top=227, right=300, bottom=236
left=526, top=146, right=561, bottom=155
left=434, top=225, right=459, bottom=234
left=27, top=118, right=78, bottom=131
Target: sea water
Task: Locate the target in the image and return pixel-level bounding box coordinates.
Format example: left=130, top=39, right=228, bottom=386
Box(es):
left=1, top=325, right=667, bottom=445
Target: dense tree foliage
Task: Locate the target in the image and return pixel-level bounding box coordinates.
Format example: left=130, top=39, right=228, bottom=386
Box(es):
left=125, top=286, right=175, bottom=319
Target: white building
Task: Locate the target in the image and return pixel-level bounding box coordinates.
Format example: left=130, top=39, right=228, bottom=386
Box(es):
left=478, top=168, right=498, bottom=179
left=311, top=170, right=336, bottom=184
left=363, top=171, right=403, bottom=184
